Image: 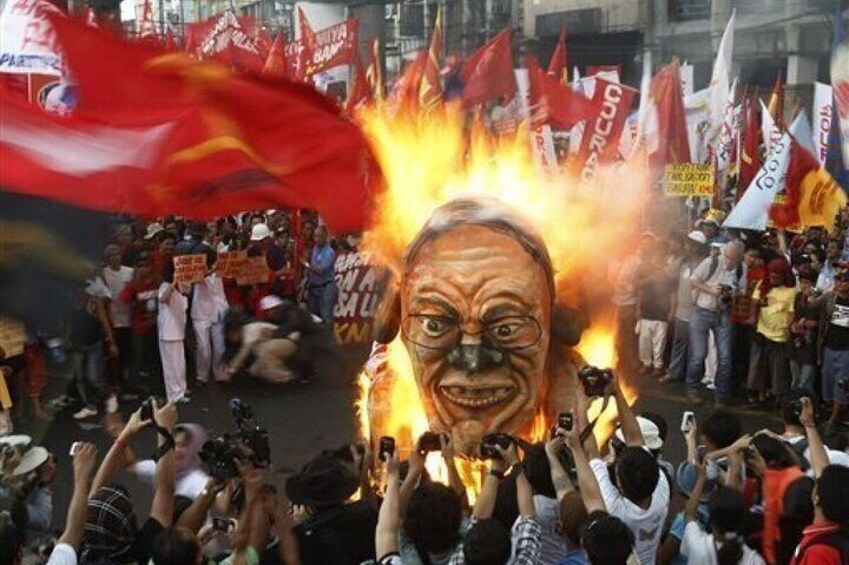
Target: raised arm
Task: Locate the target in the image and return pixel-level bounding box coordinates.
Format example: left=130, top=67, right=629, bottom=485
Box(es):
left=177, top=478, right=229, bottom=534
left=441, top=434, right=466, bottom=501
left=273, top=490, right=301, bottom=565
left=613, top=372, right=643, bottom=446
left=149, top=400, right=177, bottom=527
left=90, top=407, right=150, bottom=495
left=57, top=443, right=98, bottom=550
left=472, top=449, right=510, bottom=520
left=799, top=397, right=829, bottom=477
left=545, top=435, right=575, bottom=502
left=563, top=427, right=606, bottom=514
left=684, top=461, right=706, bottom=523
left=399, top=438, right=425, bottom=518
left=499, top=444, right=534, bottom=518
left=375, top=451, right=401, bottom=559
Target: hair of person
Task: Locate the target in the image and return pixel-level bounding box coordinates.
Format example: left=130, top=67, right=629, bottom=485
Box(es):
left=751, top=434, right=796, bottom=470
left=615, top=446, right=660, bottom=504
left=706, top=487, right=745, bottom=565
left=0, top=494, right=27, bottom=565
left=103, top=243, right=121, bottom=259
left=150, top=527, right=201, bottom=565
left=198, top=244, right=217, bottom=269
left=559, top=491, right=588, bottom=547
left=159, top=232, right=177, bottom=244
left=521, top=443, right=557, bottom=498
left=462, top=518, right=512, bottom=565
left=780, top=391, right=809, bottom=427
left=402, top=197, right=555, bottom=302
left=817, top=464, right=849, bottom=523
left=162, top=261, right=175, bottom=284
left=403, top=483, right=463, bottom=559
left=723, top=240, right=745, bottom=259
left=581, top=510, right=635, bottom=565
left=701, top=409, right=742, bottom=449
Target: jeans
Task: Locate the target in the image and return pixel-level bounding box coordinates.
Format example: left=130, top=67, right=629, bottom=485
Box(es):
left=790, top=361, right=816, bottom=395
left=308, top=283, right=338, bottom=324
left=821, top=347, right=849, bottom=405
left=687, top=307, right=733, bottom=399
left=72, top=341, right=105, bottom=408
left=130, top=333, right=160, bottom=391
left=668, top=319, right=689, bottom=381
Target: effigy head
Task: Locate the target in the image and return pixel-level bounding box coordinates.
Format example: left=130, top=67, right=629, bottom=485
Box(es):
left=394, top=197, right=558, bottom=447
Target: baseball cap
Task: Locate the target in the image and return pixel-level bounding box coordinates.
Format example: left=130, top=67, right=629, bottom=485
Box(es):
left=250, top=223, right=272, bottom=241
left=11, top=446, right=49, bottom=477
left=614, top=417, right=663, bottom=451
left=687, top=231, right=707, bottom=245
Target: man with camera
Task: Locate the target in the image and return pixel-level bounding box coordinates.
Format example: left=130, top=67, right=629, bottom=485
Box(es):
left=687, top=240, right=747, bottom=406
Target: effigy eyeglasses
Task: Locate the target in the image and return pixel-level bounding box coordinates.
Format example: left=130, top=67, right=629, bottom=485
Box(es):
left=401, top=314, right=542, bottom=351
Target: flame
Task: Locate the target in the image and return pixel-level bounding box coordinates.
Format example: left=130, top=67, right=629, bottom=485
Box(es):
left=354, top=100, right=650, bottom=495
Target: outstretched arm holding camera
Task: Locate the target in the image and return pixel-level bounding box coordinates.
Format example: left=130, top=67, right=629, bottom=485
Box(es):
left=612, top=372, right=644, bottom=447
left=46, top=443, right=98, bottom=565
left=90, top=406, right=151, bottom=496
left=177, top=477, right=230, bottom=533
left=799, top=397, right=829, bottom=477
left=563, top=426, right=606, bottom=514
left=375, top=451, right=401, bottom=560
left=472, top=445, right=512, bottom=520
left=441, top=434, right=466, bottom=500
left=545, top=434, right=576, bottom=502
left=150, top=400, right=177, bottom=527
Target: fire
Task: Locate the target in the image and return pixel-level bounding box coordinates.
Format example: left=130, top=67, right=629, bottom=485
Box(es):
left=353, top=100, right=650, bottom=494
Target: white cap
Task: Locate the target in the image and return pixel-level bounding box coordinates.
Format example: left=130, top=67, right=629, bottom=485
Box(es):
left=11, top=446, right=49, bottom=476
left=250, top=223, right=272, bottom=241
left=615, top=417, right=663, bottom=451
left=258, top=295, right=284, bottom=311
left=687, top=230, right=708, bottom=245
left=144, top=222, right=165, bottom=240
left=0, top=434, right=32, bottom=448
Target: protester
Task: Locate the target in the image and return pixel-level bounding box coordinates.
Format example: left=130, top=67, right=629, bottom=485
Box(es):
left=191, top=246, right=229, bottom=385
left=102, top=244, right=134, bottom=398
left=809, top=270, right=849, bottom=434
left=304, top=225, right=338, bottom=324
left=158, top=264, right=190, bottom=403
left=636, top=242, right=674, bottom=379
left=788, top=272, right=819, bottom=395
left=120, top=252, right=161, bottom=395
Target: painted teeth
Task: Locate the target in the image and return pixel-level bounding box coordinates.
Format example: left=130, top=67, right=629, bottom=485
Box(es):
left=440, top=386, right=513, bottom=407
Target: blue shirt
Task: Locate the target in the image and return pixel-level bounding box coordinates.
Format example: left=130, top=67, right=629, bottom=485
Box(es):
left=308, top=244, right=336, bottom=287
left=557, top=550, right=589, bottom=565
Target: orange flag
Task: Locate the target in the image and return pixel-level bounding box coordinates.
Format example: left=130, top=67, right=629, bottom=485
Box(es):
left=419, top=8, right=443, bottom=112
left=262, top=33, right=288, bottom=79
left=547, top=28, right=567, bottom=84
left=461, top=28, right=516, bottom=107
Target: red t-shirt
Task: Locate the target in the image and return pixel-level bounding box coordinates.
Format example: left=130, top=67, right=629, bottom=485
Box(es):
left=120, top=278, right=159, bottom=336
left=790, top=522, right=844, bottom=565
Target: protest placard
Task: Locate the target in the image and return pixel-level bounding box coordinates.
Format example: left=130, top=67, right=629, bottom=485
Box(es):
left=173, top=254, right=208, bottom=284
left=0, top=316, right=26, bottom=358
left=332, top=251, right=384, bottom=345
left=216, top=250, right=248, bottom=278
left=663, top=163, right=714, bottom=197
left=236, top=256, right=270, bottom=286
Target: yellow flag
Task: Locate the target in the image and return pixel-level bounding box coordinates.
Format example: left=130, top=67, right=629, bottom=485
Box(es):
left=799, top=167, right=847, bottom=233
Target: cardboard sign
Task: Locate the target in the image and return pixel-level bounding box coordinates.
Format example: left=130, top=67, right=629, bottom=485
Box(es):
left=216, top=250, right=248, bottom=278
left=332, top=251, right=382, bottom=345
left=0, top=316, right=26, bottom=358
left=236, top=256, right=270, bottom=286
left=663, top=163, right=714, bottom=197
left=173, top=254, right=208, bottom=284
left=0, top=0, right=62, bottom=75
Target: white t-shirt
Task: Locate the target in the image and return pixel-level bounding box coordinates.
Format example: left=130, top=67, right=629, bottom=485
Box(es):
left=681, top=521, right=765, bottom=565
left=134, top=460, right=210, bottom=498
left=158, top=283, right=188, bottom=341
left=784, top=435, right=849, bottom=472
left=533, top=495, right=568, bottom=564
left=191, top=273, right=229, bottom=322
left=590, top=458, right=670, bottom=565
left=46, top=543, right=77, bottom=565
left=102, top=266, right=134, bottom=328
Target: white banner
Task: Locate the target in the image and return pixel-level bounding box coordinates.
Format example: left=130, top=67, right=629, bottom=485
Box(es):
left=814, top=82, right=834, bottom=166
left=685, top=88, right=710, bottom=164
left=708, top=10, right=735, bottom=145
left=0, top=0, right=62, bottom=75
left=716, top=77, right=738, bottom=173
left=761, top=99, right=781, bottom=155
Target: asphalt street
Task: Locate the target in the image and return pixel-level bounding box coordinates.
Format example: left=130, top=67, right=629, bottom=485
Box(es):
left=13, top=342, right=781, bottom=530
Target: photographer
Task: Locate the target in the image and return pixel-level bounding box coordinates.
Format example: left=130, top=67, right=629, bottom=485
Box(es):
left=688, top=240, right=746, bottom=406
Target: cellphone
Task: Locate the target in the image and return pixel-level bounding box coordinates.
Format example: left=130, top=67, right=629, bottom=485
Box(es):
left=419, top=432, right=442, bottom=453
left=480, top=433, right=512, bottom=460
left=69, top=442, right=82, bottom=456
left=378, top=436, right=395, bottom=462
left=558, top=412, right=574, bottom=432
left=212, top=517, right=237, bottom=534
left=681, top=411, right=695, bottom=433
left=140, top=397, right=154, bottom=422
left=696, top=445, right=707, bottom=465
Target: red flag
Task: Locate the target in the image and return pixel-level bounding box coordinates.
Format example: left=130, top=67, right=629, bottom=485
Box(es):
left=739, top=94, right=763, bottom=199
left=4, top=15, right=380, bottom=232
left=393, top=50, right=428, bottom=112
left=297, top=7, right=316, bottom=79
left=461, top=29, right=516, bottom=107
left=262, top=33, right=288, bottom=79
left=347, top=55, right=372, bottom=112
left=419, top=9, right=443, bottom=112
left=547, top=28, right=567, bottom=84
left=573, top=78, right=638, bottom=183
left=526, top=54, right=596, bottom=130
left=769, top=139, right=814, bottom=229
left=139, top=0, right=156, bottom=39
left=648, top=61, right=691, bottom=167
left=185, top=13, right=266, bottom=73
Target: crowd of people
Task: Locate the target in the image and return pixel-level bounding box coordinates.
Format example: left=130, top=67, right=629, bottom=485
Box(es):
left=612, top=209, right=849, bottom=435
left=0, top=211, right=342, bottom=435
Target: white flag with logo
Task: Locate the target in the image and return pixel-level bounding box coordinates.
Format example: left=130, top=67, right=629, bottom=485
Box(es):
left=716, top=77, right=738, bottom=173
left=761, top=99, right=781, bottom=155
left=814, top=82, right=834, bottom=166
left=708, top=10, right=735, bottom=145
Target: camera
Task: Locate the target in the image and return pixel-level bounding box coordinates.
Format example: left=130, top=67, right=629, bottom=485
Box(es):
left=140, top=397, right=155, bottom=422
left=199, top=437, right=241, bottom=481
left=378, top=436, right=395, bottom=461
left=230, top=399, right=270, bottom=467
left=551, top=412, right=573, bottom=438
left=578, top=365, right=614, bottom=397
left=199, top=398, right=271, bottom=481
left=680, top=411, right=695, bottom=433
left=718, top=285, right=734, bottom=308
left=419, top=432, right=443, bottom=453
left=212, top=517, right=237, bottom=534
left=789, top=399, right=804, bottom=418
left=480, top=433, right=513, bottom=460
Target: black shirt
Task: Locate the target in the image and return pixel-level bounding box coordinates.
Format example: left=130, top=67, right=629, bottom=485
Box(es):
left=294, top=501, right=377, bottom=565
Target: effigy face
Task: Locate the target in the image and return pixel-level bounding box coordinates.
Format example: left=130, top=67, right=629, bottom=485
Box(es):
left=400, top=224, right=552, bottom=450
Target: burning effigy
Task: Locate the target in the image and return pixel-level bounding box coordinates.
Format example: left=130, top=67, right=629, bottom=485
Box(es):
left=354, top=104, right=646, bottom=489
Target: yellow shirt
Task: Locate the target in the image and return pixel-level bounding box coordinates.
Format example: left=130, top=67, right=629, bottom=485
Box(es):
left=753, top=283, right=796, bottom=343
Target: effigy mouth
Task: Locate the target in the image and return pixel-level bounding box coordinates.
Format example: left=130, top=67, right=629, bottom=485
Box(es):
left=438, top=384, right=516, bottom=408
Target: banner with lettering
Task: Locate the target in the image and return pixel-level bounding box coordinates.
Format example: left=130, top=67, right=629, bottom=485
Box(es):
left=284, top=18, right=358, bottom=78
left=0, top=0, right=63, bottom=75
left=332, top=250, right=383, bottom=345
left=814, top=82, right=834, bottom=167
left=186, top=11, right=265, bottom=73
left=573, top=78, right=637, bottom=185
left=663, top=163, right=714, bottom=197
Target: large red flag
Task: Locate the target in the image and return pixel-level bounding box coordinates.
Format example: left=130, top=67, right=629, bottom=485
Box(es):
left=392, top=50, right=428, bottom=112
left=573, top=78, right=638, bottom=183
left=262, top=33, right=288, bottom=79
left=461, top=28, right=516, bottom=107
left=648, top=61, right=691, bottom=167
left=419, top=9, right=443, bottom=112
left=2, top=16, right=380, bottom=232
left=738, top=94, right=763, bottom=199
left=547, top=28, right=567, bottom=84
left=526, top=54, right=597, bottom=130
left=297, top=7, right=316, bottom=79
left=347, top=55, right=372, bottom=112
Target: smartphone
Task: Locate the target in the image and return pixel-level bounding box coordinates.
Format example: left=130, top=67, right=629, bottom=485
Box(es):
left=69, top=442, right=82, bottom=456
left=140, top=397, right=154, bottom=422
left=378, top=436, right=395, bottom=462
left=558, top=412, right=574, bottom=432
left=419, top=432, right=443, bottom=453
left=696, top=445, right=707, bottom=465
left=212, top=517, right=237, bottom=534
left=681, top=411, right=695, bottom=433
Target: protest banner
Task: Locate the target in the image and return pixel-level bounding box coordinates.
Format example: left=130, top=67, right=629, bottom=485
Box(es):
left=814, top=82, right=833, bottom=166
left=663, top=163, right=714, bottom=197
left=284, top=17, right=358, bottom=78
left=0, top=316, right=26, bottom=358
left=216, top=250, right=248, bottom=278
left=0, top=0, right=62, bottom=75
left=332, top=251, right=383, bottom=345
left=186, top=11, right=265, bottom=72
left=236, top=256, right=270, bottom=286
left=173, top=254, right=208, bottom=284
